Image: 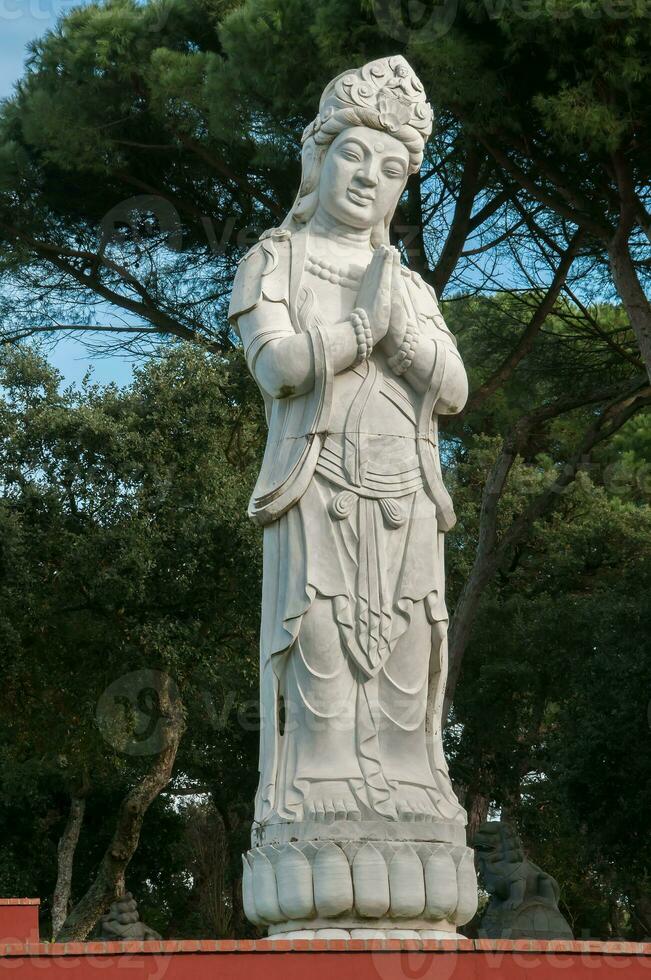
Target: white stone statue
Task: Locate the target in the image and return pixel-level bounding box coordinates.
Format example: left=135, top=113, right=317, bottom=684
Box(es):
left=229, top=55, right=477, bottom=939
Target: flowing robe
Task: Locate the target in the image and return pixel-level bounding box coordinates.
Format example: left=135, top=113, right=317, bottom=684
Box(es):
left=229, top=226, right=468, bottom=830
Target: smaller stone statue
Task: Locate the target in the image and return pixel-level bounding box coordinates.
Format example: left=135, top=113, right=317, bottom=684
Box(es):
left=474, top=822, right=573, bottom=940
left=98, top=892, right=161, bottom=941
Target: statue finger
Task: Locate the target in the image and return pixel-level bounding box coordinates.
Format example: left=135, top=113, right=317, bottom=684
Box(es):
left=378, top=251, right=395, bottom=302
left=391, top=253, right=405, bottom=318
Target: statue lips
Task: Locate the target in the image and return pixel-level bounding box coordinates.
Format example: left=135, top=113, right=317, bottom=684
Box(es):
left=347, top=187, right=375, bottom=207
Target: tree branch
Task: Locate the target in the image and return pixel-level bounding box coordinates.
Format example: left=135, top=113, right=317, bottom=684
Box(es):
left=463, top=228, right=585, bottom=414
left=431, top=143, right=484, bottom=295
left=178, top=135, right=285, bottom=221
left=478, top=138, right=609, bottom=239
left=3, top=324, right=161, bottom=344
left=443, top=376, right=650, bottom=720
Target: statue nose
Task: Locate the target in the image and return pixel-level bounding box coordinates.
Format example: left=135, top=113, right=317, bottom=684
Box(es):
left=357, top=168, right=379, bottom=187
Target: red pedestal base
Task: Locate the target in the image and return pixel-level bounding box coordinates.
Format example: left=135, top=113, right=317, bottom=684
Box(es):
left=1, top=939, right=650, bottom=977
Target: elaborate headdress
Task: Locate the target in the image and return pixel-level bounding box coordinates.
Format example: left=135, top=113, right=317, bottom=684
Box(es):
left=304, top=56, right=432, bottom=171
left=283, top=56, right=433, bottom=239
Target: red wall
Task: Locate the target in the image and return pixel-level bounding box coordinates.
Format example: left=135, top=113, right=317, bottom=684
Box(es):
left=1, top=939, right=650, bottom=978
left=0, top=900, right=40, bottom=945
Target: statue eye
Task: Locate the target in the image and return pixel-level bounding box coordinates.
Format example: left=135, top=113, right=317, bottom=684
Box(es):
left=384, top=168, right=404, bottom=179
left=341, top=147, right=362, bottom=162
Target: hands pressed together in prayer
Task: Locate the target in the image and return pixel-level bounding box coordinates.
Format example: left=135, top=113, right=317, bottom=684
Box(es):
left=353, top=243, right=467, bottom=410
left=354, top=244, right=409, bottom=359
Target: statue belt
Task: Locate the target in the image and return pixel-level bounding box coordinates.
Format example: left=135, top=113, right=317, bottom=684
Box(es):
left=316, top=436, right=423, bottom=527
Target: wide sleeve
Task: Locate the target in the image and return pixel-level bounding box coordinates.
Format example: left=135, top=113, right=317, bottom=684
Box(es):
left=228, top=234, right=294, bottom=373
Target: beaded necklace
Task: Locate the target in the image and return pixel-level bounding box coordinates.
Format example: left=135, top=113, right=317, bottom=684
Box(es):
left=305, top=253, right=364, bottom=291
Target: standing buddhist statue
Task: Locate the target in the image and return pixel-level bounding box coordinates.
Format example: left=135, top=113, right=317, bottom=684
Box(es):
left=229, top=55, right=478, bottom=939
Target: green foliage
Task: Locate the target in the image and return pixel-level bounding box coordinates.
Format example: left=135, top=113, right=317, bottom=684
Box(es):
left=0, top=342, right=265, bottom=936
left=446, top=411, right=651, bottom=938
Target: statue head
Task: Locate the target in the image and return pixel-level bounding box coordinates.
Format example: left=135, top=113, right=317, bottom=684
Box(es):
left=474, top=821, right=525, bottom=866
left=284, top=56, right=433, bottom=245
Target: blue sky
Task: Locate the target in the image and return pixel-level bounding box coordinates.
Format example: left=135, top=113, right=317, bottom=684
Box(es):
left=2, top=0, right=137, bottom=389
left=0, top=1, right=72, bottom=98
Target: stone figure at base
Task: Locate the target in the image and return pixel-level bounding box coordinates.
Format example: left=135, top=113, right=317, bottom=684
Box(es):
left=98, top=893, right=161, bottom=941
left=229, top=54, right=477, bottom=938
left=474, top=822, right=573, bottom=940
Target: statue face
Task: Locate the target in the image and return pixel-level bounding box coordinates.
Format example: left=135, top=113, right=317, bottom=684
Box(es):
left=317, top=126, right=410, bottom=231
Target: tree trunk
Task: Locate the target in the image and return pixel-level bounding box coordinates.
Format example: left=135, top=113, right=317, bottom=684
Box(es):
left=608, top=234, right=651, bottom=383
left=431, top=143, right=484, bottom=296
left=607, top=152, right=651, bottom=383
left=393, top=172, right=429, bottom=280
left=466, top=790, right=491, bottom=843
left=56, top=680, right=185, bottom=941
left=51, top=793, right=87, bottom=940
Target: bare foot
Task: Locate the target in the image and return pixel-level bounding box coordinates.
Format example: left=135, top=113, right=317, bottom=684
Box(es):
left=300, top=783, right=362, bottom=822
left=392, top=785, right=439, bottom=822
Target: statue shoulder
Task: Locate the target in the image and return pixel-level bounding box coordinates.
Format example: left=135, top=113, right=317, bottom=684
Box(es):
left=403, top=268, right=458, bottom=348
left=228, top=228, right=292, bottom=326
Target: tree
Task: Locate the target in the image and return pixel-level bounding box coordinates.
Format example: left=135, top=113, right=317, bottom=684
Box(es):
left=446, top=424, right=651, bottom=937
left=405, top=0, right=651, bottom=377
left=0, top=342, right=263, bottom=938
left=0, top=0, right=586, bottom=351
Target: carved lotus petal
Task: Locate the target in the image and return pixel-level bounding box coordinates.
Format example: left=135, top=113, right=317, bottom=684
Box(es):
left=424, top=845, right=458, bottom=920
left=455, top=848, right=479, bottom=925
left=352, top=843, right=390, bottom=918
left=313, top=843, right=353, bottom=918
left=389, top=844, right=425, bottom=917
left=250, top=849, right=284, bottom=923
left=242, top=855, right=264, bottom=926
left=276, top=844, right=315, bottom=920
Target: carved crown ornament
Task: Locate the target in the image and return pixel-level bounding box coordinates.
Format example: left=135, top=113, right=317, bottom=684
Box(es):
left=302, top=55, right=434, bottom=159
